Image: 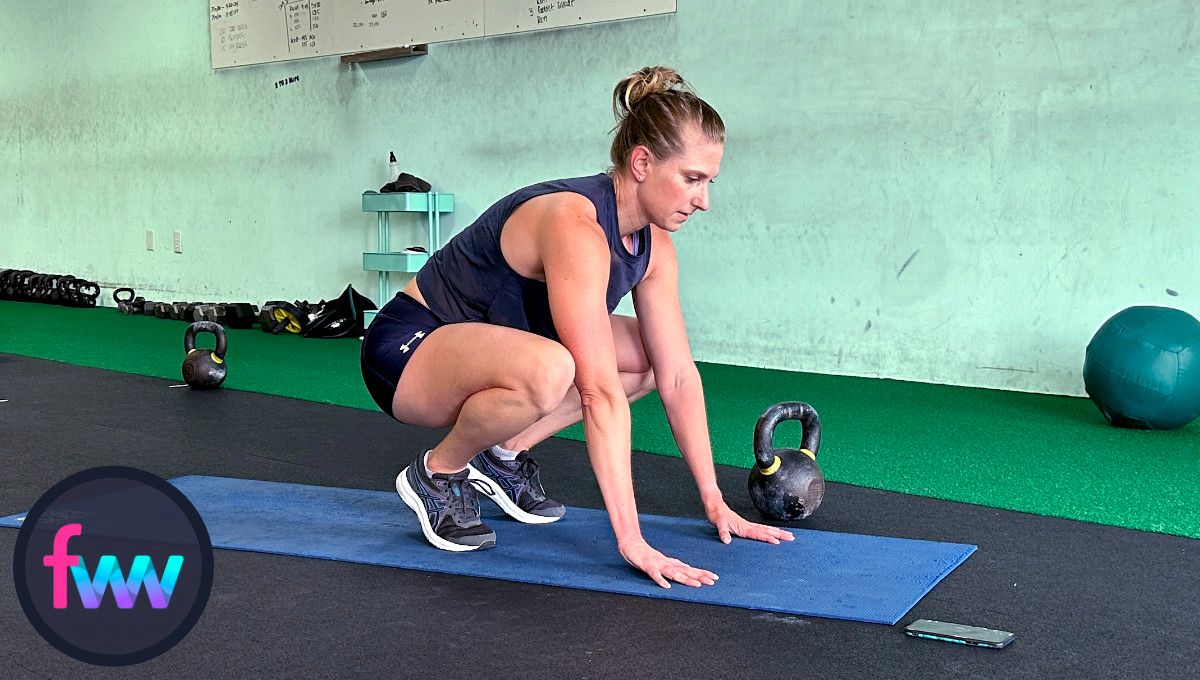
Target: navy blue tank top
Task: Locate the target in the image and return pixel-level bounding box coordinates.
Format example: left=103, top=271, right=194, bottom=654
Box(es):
left=415, top=173, right=652, bottom=342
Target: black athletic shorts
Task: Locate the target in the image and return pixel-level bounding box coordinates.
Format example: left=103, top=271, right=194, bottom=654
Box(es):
left=360, top=293, right=443, bottom=419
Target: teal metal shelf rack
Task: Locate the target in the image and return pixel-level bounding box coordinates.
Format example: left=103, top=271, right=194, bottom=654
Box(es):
left=361, top=190, right=454, bottom=324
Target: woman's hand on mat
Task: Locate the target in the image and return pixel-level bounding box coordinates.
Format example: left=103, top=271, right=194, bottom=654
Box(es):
left=618, top=539, right=719, bottom=589
left=706, top=501, right=795, bottom=545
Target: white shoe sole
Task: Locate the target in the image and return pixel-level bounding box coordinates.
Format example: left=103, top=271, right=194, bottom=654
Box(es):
left=395, top=467, right=494, bottom=552
left=467, top=464, right=563, bottom=524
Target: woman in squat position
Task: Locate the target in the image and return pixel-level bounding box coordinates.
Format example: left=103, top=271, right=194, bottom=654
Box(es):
left=361, top=66, right=793, bottom=588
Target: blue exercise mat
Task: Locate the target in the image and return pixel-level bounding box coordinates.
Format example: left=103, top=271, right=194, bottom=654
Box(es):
left=0, top=475, right=975, bottom=625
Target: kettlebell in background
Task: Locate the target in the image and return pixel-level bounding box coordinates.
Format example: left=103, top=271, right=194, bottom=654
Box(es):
left=113, top=287, right=144, bottom=314
left=182, top=321, right=228, bottom=389
left=747, top=401, right=826, bottom=520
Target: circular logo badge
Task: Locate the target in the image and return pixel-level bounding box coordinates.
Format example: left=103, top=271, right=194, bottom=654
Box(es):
left=12, top=466, right=214, bottom=666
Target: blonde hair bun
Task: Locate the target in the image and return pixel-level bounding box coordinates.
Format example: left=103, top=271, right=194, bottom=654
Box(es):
left=614, top=66, right=688, bottom=119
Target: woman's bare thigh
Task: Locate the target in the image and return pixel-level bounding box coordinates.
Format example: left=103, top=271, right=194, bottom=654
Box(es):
left=390, top=322, right=571, bottom=428
left=392, top=314, right=651, bottom=427
left=610, top=314, right=651, bottom=375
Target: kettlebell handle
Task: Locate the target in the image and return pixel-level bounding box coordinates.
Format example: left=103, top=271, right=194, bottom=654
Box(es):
left=184, top=321, right=228, bottom=358
left=753, top=401, right=821, bottom=469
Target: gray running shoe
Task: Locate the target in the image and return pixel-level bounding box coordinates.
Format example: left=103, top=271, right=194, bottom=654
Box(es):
left=396, top=457, right=497, bottom=551
left=467, top=449, right=566, bottom=524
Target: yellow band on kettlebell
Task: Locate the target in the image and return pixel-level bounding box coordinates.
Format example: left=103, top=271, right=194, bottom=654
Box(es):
left=759, top=455, right=782, bottom=475
left=211, top=353, right=224, bottom=364
left=800, top=448, right=816, bottom=461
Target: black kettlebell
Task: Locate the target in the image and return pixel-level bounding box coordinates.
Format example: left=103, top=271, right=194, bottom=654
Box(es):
left=747, top=401, right=825, bottom=520
left=182, top=321, right=228, bottom=389
left=114, top=287, right=137, bottom=314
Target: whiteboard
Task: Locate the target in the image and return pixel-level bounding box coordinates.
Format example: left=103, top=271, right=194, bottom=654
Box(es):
left=210, top=1, right=330, bottom=69
left=484, top=0, right=677, bottom=38
left=209, top=0, right=676, bottom=69
left=334, top=0, right=485, bottom=54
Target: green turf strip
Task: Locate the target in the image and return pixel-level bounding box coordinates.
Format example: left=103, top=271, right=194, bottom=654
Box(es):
left=2, top=301, right=1197, bottom=538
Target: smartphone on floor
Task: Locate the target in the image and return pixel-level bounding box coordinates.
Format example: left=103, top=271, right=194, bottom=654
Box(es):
left=904, top=619, right=1015, bottom=649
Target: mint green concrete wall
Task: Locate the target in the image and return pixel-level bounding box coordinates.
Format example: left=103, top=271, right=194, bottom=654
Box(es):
left=2, top=2, right=1197, bottom=396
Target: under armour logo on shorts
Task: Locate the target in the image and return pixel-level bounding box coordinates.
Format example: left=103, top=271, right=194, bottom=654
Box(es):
left=399, top=331, right=426, bottom=353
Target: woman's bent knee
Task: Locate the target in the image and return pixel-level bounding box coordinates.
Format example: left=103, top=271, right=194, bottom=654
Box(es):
left=524, top=345, right=576, bottom=415
left=640, top=368, right=656, bottom=395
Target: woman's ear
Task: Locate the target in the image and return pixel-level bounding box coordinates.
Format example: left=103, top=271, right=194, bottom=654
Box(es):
left=629, top=145, right=652, bottom=182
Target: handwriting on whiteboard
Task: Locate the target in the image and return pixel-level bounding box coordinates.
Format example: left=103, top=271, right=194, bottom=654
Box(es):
left=284, top=1, right=324, bottom=51
left=530, top=0, right=577, bottom=26
left=210, top=2, right=241, bottom=21
left=216, top=23, right=250, bottom=54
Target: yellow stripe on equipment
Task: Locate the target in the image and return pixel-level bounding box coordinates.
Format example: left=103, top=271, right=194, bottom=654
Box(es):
left=759, top=455, right=782, bottom=475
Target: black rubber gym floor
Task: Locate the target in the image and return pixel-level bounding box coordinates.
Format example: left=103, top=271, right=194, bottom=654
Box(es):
left=1, top=353, right=1197, bottom=679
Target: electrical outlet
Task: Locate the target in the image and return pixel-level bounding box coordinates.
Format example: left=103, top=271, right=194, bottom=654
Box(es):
left=145, top=229, right=154, bottom=251
left=172, top=231, right=182, bottom=254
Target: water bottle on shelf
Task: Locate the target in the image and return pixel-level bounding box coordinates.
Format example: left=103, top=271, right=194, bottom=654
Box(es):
left=387, top=151, right=399, bottom=183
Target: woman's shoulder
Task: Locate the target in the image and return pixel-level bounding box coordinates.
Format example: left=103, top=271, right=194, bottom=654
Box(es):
left=511, top=172, right=609, bottom=200
left=512, top=176, right=606, bottom=223
left=505, top=196, right=600, bottom=257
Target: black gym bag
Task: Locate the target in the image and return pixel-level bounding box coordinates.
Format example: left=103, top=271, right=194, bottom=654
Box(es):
left=301, top=285, right=377, bottom=339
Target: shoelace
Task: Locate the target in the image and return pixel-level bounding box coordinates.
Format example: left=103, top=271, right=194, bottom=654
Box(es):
left=445, top=477, right=493, bottom=525
left=514, top=456, right=548, bottom=502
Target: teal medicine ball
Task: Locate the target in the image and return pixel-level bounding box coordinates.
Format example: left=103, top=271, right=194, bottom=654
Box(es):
left=1083, top=306, right=1200, bottom=430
